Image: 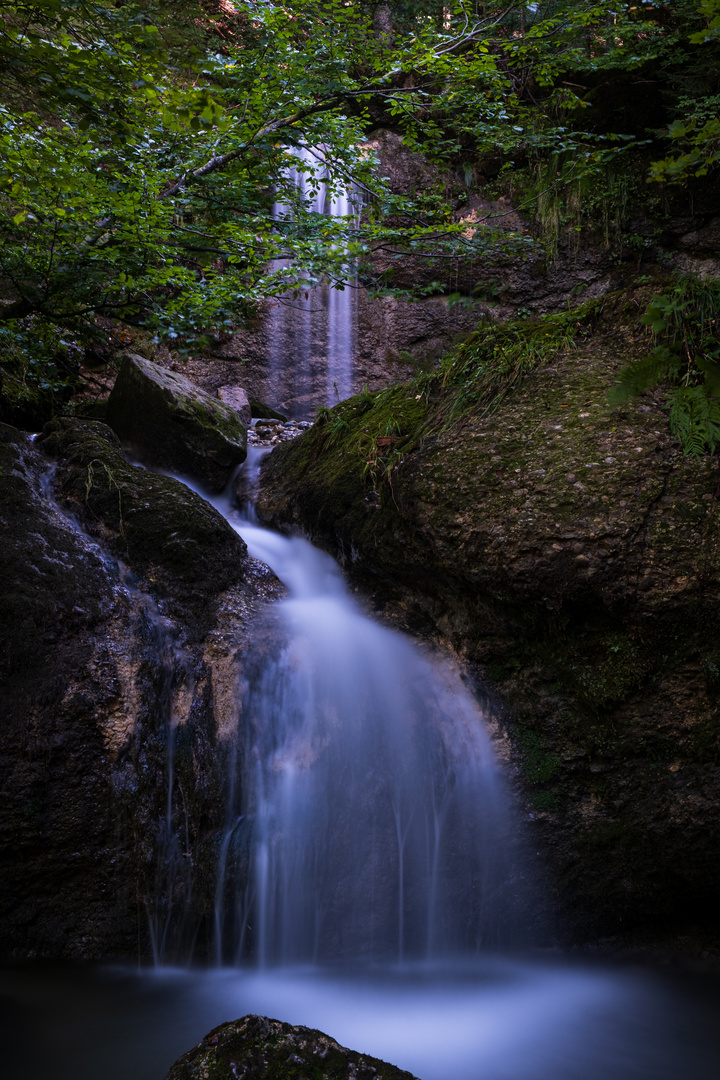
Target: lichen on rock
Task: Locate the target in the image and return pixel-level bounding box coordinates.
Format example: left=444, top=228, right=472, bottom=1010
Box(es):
left=164, top=1014, right=418, bottom=1080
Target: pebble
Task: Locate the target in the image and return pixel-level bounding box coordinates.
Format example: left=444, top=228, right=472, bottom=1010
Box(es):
left=247, top=419, right=311, bottom=446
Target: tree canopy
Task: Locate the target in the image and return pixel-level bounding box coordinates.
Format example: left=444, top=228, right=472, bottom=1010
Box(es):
left=0, top=0, right=718, bottom=423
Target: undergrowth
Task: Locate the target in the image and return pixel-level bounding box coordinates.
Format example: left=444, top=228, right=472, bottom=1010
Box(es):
left=312, top=298, right=604, bottom=493
left=432, top=296, right=603, bottom=418
left=609, top=276, right=720, bottom=456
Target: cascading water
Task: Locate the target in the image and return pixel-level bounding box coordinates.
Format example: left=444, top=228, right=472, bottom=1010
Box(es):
left=8, top=460, right=720, bottom=1080
left=268, top=146, right=358, bottom=416
left=207, top=482, right=520, bottom=966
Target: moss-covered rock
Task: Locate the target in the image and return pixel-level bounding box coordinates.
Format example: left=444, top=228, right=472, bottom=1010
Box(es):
left=164, top=1015, right=418, bottom=1080
left=257, top=289, right=720, bottom=940
left=0, top=419, right=278, bottom=962
left=106, top=352, right=247, bottom=492
left=39, top=416, right=247, bottom=640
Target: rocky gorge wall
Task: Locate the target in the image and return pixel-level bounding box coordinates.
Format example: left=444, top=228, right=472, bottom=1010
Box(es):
left=0, top=416, right=280, bottom=960
left=256, top=288, right=720, bottom=945
left=158, top=128, right=720, bottom=427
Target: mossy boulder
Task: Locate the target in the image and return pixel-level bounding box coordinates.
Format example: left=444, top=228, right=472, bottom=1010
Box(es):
left=40, top=416, right=247, bottom=639
left=164, top=1014, right=418, bottom=1080
left=106, top=352, right=246, bottom=492
left=257, top=290, right=720, bottom=941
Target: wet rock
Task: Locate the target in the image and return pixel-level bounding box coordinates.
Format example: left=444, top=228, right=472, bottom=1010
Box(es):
left=250, top=401, right=288, bottom=422
left=164, top=1014, right=418, bottom=1080
left=106, top=352, right=246, bottom=492
left=40, top=417, right=247, bottom=640
left=0, top=419, right=281, bottom=961
left=256, top=289, right=720, bottom=941
left=218, top=384, right=252, bottom=427
left=0, top=423, right=136, bottom=956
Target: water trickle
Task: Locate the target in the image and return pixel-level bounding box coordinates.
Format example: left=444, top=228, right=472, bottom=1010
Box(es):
left=207, top=487, right=521, bottom=966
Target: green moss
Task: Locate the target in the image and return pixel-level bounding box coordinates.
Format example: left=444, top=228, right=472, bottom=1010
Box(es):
left=435, top=295, right=605, bottom=418
left=40, top=417, right=247, bottom=638
left=560, top=632, right=649, bottom=712
left=530, top=790, right=560, bottom=812
left=165, top=1016, right=416, bottom=1080
left=515, top=726, right=562, bottom=785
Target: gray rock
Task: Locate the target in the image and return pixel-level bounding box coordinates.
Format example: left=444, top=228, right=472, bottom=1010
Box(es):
left=217, top=384, right=252, bottom=427
left=163, top=1014, right=418, bottom=1080
left=107, top=353, right=246, bottom=492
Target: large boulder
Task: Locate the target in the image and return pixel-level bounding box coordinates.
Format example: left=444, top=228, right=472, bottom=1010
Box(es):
left=0, top=419, right=277, bottom=962
left=107, top=353, right=247, bottom=491
left=40, top=417, right=247, bottom=639
left=217, top=383, right=252, bottom=427
left=256, top=289, right=720, bottom=942
left=0, top=422, right=138, bottom=957
left=164, top=1015, right=418, bottom=1080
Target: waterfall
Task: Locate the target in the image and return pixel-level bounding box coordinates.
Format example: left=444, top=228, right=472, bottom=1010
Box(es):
left=268, top=146, right=358, bottom=416
left=209, top=503, right=519, bottom=966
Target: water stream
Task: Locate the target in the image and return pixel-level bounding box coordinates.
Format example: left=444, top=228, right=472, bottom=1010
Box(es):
left=211, top=492, right=517, bottom=966
left=3, top=453, right=720, bottom=1078
left=267, top=145, right=358, bottom=416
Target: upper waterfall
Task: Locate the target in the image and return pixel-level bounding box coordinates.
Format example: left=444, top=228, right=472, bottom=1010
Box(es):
left=268, top=145, right=359, bottom=417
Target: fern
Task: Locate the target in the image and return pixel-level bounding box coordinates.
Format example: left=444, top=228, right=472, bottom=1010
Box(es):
left=667, top=385, right=720, bottom=457
left=609, top=275, right=720, bottom=454
left=608, top=344, right=683, bottom=404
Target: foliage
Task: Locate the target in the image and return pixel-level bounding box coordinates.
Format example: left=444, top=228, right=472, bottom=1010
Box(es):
left=435, top=299, right=601, bottom=416
left=609, top=276, right=720, bottom=455
left=1, top=0, right=719, bottom=423
left=646, top=0, right=720, bottom=182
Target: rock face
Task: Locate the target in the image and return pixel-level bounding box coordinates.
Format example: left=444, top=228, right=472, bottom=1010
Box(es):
left=0, top=423, right=137, bottom=956
left=256, top=290, right=720, bottom=940
left=164, top=1015, right=418, bottom=1080
left=218, top=384, right=252, bottom=427
left=106, top=352, right=247, bottom=492
left=40, top=417, right=247, bottom=639
left=0, top=419, right=279, bottom=960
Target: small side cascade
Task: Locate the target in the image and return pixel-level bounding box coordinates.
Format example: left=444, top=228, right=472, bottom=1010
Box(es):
left=37, top=458, right=199, bottom=965
left=134, top=591, right=196, bottom=966
left=268, top=146, right=359, bottom=417
left=210, top=501, right=522, bottom=966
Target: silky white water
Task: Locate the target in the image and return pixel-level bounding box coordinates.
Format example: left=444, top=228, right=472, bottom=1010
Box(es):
left=268, top=145, right=357, bottom=415
left=4, top=464, right=720, bottom=1079
left=4, top=959, right=720, bottom=1080
left=209, top=487, right=517, bottom=965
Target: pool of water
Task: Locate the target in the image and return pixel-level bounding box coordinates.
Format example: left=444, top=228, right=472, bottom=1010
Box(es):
left=2, top=957, right=719, bottom=1080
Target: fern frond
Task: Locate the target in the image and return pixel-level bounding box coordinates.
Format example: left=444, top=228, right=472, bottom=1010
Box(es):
left=608, top=345, right=682, bottom=404
left=667, top=384, right=720, bottom=456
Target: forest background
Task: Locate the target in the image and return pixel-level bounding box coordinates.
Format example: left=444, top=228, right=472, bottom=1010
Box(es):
left=1, top=0, right=719, bottom=443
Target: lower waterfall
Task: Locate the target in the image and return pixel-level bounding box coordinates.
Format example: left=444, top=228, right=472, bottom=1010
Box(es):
left=212, top=515, right=515, bottom=965
left=4, top=461, right=720, bottom=1080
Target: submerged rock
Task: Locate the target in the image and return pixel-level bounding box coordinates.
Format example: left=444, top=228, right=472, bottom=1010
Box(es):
left=164, top=1014, right=418, bottom=1080
left=107, top=352, right=247, bottom=492
left=256, top=289, right=720, bottom=942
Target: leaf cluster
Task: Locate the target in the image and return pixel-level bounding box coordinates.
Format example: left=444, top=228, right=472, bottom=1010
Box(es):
left=609, top=276, right=720, bottom=454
